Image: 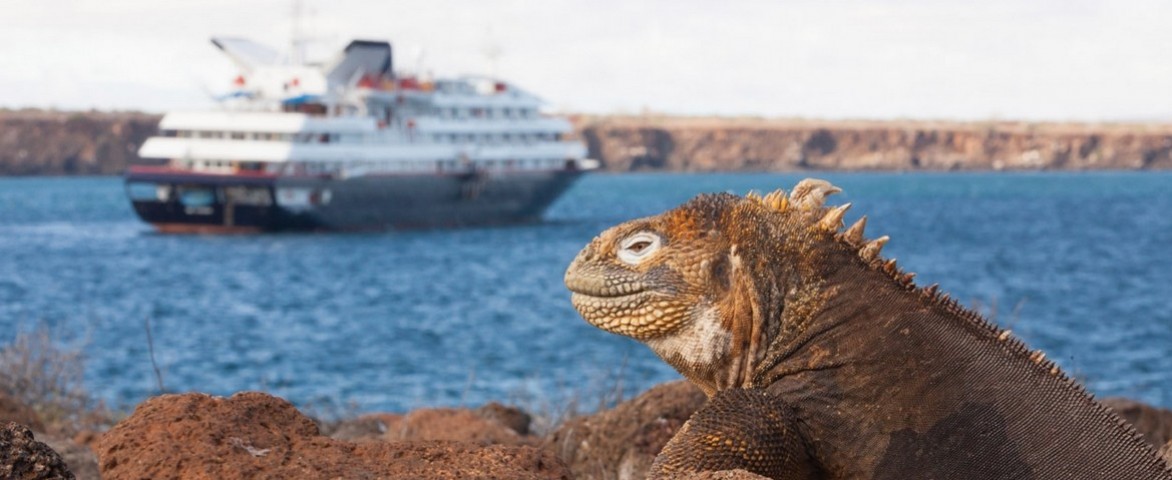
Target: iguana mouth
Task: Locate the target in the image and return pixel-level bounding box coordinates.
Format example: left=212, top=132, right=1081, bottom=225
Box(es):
left=569, top=289, right=651, bottom=306
left=568, top=289, right=654, bottom=320
left=570, top=290, right=690, bottom=339
left=563, top=273, right=647, bottom=298
left=570, top=290, right=653, bottom=324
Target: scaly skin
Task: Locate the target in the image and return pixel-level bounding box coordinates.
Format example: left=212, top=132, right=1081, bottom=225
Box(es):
left=565, top=179, right=1172, bottom=479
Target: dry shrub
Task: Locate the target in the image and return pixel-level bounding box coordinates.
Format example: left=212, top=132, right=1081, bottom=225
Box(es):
left=510, top=360, right=633, bottom=437
left=0, top=322, right=108, bottom=432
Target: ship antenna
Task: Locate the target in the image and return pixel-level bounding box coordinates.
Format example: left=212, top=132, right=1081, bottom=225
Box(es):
left=410, top=46, right=427, bottom=76
left=291, top=0, right=304, bottom=65
left=482, top=26, right=502, bottom=78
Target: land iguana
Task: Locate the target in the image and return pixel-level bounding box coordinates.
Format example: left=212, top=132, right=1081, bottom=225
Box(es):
left=564, top=179, right=1172, bottom=479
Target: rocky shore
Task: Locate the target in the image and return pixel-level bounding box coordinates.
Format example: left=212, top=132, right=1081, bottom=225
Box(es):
left=4, top=109, right=1172, bottom=175
left=3, top=383, right=1171, bottom=479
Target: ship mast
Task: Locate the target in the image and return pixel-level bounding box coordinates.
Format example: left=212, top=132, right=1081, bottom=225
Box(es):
left=290, top=0, right=305, bottom=66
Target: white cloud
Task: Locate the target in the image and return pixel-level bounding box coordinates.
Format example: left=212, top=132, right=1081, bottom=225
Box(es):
left=3, top=0, right=1171, bottom=120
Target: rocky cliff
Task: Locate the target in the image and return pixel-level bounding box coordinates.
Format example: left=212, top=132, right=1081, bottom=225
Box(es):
left=0, top=110, right=158, bottom=175
left=575, top=115, right=1172, bottom=172
left=4, top=110, right=1172, bottom=175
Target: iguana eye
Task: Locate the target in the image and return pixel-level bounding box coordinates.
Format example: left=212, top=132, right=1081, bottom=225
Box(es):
left=617, top=232, right=661, bottom=265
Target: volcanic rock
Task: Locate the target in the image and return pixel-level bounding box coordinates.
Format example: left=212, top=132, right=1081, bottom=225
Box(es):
left=0, top=422, right=74, bottom=480
left=96, top=391, right=568, bottom=480
left=548, top=380, right=708, bottom=480
left=36, top=435, right=98, bottom=480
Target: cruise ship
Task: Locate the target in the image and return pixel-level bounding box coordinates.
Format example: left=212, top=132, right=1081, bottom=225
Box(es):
left=125, top=38, right=597, bottom=233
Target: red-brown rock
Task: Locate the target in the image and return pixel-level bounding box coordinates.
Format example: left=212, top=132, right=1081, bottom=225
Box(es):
left=0, top=422, right=74, bottom=480
left=385, top=407, right=529, bottom=445
left=329, top=402, right=533, bottom=446
left=96, top=391, right=569, bottom=480
left=548, top=380, right=707, bottom=480
left=477, top=401, right=533, bottom=436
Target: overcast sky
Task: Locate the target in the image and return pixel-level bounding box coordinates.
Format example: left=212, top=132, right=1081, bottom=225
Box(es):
left=4, top=0, right=1171, bottom=120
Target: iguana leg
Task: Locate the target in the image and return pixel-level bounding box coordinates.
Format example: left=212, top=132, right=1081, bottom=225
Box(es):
left=649, top=388, right=818, bottom=479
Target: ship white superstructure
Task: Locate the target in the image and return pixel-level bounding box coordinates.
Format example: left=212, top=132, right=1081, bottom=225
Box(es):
left=126, top=38, right=596, bottom=232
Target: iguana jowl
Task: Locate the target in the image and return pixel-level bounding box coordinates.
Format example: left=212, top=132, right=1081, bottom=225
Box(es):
left=564, top=179, right=1172, bottom=479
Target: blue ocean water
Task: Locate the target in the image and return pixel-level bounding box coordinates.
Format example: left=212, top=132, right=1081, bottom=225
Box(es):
left=0, top=172, right=1170, bottom=413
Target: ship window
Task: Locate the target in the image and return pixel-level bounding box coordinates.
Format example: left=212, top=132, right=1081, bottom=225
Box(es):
left=177, top=187, right=215, bottom=207
left=127, top=182, right=168, bottom=201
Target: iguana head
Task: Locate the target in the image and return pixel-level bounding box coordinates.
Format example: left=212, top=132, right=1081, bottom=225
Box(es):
left=565, top=179, right=889, bottom=395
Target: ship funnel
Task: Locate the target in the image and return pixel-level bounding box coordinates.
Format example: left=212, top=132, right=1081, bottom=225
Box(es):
left=326, top=40, right=393, bottom=87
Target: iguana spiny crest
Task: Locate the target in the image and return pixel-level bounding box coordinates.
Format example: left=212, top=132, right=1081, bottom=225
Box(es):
left=566, top=179, right=925, bottom=395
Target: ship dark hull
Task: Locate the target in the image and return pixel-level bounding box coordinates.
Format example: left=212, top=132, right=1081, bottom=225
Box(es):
left=125, top=167, right=586, bottom=232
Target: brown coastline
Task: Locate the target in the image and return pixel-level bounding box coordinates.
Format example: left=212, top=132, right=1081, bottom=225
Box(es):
left=4, top=109, right=1172, bottom=175
left=4, top=382, right=1172, bottom=479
